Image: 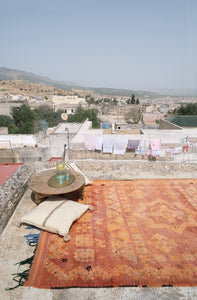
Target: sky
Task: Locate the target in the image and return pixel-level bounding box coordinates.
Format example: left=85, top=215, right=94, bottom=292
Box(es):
left=0, top=0, right=197, bottom=94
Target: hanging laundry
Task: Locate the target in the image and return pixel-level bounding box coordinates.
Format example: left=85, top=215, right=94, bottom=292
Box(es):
left=182, top=145, right=189, bottom=152
left=83, top=134, right=97, bottom=151
left=151, top=149, right=163, bottom=157
left=151, top=150, right=157, bottom=157
left=169, top=148, right=176, bottom=157
left=135, top=140, right=150, bottom=154
left=113, top=138, right=128, bottom=155
left=147, top=149, right=166, bottom=158
left=103, top=136, right=115, bottom=153
left=176, top=146, right=183, bottom=153
left=95, top=136, right=103, bottom=151
left=174, top=147, right=179, bottom=154
left=127, top=139, right=140, bottom=150
left=159, top=149, right=166, bottom=157
left=146, top=149, right=152, bottom=156
left=150, top=139, right=161, bottom=150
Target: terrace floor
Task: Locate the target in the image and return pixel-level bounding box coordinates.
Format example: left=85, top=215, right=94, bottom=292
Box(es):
left=0, top=166, right=197, bottom=299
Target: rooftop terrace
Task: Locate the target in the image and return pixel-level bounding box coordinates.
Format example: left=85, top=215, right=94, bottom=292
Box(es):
left=0, top=160, right=197, bottom=299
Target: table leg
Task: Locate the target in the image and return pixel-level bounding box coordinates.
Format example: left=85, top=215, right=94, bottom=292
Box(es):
left=34, top=192, right=43, bottom=205
left=34, top=192, right=49, bottom=205
left=80, top=184, right=85, bottom=200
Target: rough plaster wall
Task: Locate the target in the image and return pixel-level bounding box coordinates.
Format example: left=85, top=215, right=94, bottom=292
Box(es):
left=0, top=147, right=50, bottom=163
left=0, top=134, right=37, bottom=147
left=0, top=164, right=34, bottom=234
left=0, top=161, right=56, bottom=234
left=71, top=149, right=197, bottom=163
left=75, top=159, right=197, bottom=180
left=0, top=101, right=24, bottom=116
left=16, top=147, right=50, bottom=163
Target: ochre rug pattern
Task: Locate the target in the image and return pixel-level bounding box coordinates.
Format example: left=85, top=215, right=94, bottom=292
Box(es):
left=24, top=179, right=197, bottom=288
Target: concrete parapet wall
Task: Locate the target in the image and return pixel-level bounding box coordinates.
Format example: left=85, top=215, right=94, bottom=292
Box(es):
left=71, top=149, right=197, bottom=163
left=0, top=164, right=34, bottom=234
left=0, top=147, right=50, bottom=163
left=16, top=147, right=50, bottom=163
left=0, top=160, right=58, bottom=234
left=0, top=149, right=18, bottom=163
left=71, top=149, right=163, bottom=160
left=0, top=134, right=37, bottom=148
left=1, top=145, right=197, bottom=165
left=75, top=159, right=197, bottom=180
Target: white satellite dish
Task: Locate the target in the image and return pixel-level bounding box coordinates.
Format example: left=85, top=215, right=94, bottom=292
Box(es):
left=61, top=113, right=68, bottom=121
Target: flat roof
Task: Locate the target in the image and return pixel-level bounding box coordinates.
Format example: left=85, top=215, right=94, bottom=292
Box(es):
left=141, top=129, right=197, bottom=144
left=52, top=123, right=82, bottom=134
left=71, top=126, right=197, bottom=146
left=71, top=120, right=103, bottom=144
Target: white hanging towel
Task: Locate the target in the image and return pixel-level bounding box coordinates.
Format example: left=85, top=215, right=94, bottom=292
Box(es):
left=113, top=138, right=128, bottom=155
left=103, top=136, right=115, bottom=153
left=95, top=136, right=103, bottom=151
left=136, top=139, right=149, bottom=154
left=83, top=134, right=97, bottom=150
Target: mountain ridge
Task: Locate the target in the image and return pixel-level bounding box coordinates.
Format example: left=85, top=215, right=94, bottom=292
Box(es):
left=0, top=66, right=173, bottom=98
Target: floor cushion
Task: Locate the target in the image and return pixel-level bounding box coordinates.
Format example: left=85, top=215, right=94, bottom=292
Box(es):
left=20, top=197, right=93, bottom=241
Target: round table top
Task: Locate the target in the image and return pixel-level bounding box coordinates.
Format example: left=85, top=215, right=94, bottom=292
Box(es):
left=28, top=168, right=85, bottom=196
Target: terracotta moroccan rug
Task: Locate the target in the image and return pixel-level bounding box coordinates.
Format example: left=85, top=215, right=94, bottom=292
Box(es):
left=24, top=179, right=197, bottom=288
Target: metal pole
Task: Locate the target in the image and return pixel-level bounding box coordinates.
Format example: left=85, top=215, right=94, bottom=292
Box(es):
left=67, top=129, right=69, bottom=150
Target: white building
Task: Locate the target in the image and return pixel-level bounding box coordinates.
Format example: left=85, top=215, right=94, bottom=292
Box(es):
left=52, top=95, right=86, bottom=105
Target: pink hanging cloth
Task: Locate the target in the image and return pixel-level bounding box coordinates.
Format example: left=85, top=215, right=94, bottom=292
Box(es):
left=150, top=139, right=161, bottom=151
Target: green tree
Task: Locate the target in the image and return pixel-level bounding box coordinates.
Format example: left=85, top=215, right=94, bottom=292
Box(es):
left=86, top=97, right=95, bottom=105
left=131, top=94, right=136, bottom=104
left=136, top=98, right=140, bottom=105
left=11, top=104, right=38, bottom=133
left=155, top=119, right=160, bottom=128
left=95, top=99, right=102, bottom=105
left=34, top=107, right=63, bottom=127
left=127, top=94, right=136, bottom=104
left=176, top=103, right=197, bottom=115
left=126, top=98, right=131, bottom=104
left=0, top=115, right=16, bottom=133
left=68, top=106, right=101, bottom=128
left=112, top=98, right=118, bottom=105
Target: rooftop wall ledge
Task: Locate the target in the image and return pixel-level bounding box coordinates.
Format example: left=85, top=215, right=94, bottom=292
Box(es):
left=0, top=163, right=34, bottom=234
left=0, top=160, right=59, bottom=234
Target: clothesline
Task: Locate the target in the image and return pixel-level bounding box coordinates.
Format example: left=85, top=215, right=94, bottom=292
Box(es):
left=83, top=134, right=196, bottom=157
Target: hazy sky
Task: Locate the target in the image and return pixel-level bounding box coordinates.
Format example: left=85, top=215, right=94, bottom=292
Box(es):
left=1, top=0, right=197, bottom=92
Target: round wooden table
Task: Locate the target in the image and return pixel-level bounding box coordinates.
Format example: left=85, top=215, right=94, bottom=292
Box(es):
left=28, top=169, right=85, bottom=205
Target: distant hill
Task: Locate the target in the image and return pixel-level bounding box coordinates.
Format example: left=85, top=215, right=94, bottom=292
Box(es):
left=79, top=86, right=161, bottom=98
left=0, top=67, right=79, bottom=92
left=0, top=67, right=161, bottom=98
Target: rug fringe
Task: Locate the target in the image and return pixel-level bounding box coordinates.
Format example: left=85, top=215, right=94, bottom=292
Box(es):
left=6, top=230, right=40, bottom=291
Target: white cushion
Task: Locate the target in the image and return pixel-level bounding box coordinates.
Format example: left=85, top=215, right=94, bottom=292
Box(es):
left=68, top=162, right=93, bottom=186
left=20, top=197, right=93, bottom=241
